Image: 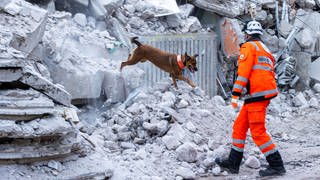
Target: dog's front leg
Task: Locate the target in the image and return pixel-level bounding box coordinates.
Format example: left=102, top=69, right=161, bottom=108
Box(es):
left=171, top=74, right=178, bottom=89
left=177, top=75, right=196, bottom=88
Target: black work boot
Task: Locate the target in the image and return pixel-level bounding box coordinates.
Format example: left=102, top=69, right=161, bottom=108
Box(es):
left=259, top=151, right=286, bottom=177
left=215, top=148, right=243, bottom=174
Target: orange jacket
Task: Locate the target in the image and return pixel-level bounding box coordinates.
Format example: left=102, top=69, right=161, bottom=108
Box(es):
left=232, top=39, right=278, bottom=103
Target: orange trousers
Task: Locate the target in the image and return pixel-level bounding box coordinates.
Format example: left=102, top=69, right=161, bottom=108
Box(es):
left=231, top=100, right=277, bottom=156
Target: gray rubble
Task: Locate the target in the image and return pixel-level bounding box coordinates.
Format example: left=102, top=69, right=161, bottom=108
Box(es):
left=0, top=0, right=48, bottom=56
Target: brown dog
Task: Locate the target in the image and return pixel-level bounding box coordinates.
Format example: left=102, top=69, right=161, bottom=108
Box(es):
left=120, top=37, right=198, bottom=88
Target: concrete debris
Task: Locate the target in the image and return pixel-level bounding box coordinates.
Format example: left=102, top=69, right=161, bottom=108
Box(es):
left=192, top=0, right=245, bottom=18
left=275, top=55, right=299, bottom=88
left=313, top=83, right=320, bottom=93
left=310, top=57, right=320, bottom=83
left=176, top=166, right=196, bottom=179
left=47, top=160, right=63, bottom=171
left=176, top=142, right=198, bottom=163
left=20, top=65, right=72, bottom=106
left=244, top=156, right=261, bottom=169
left=65, top=170, right=113, bottom=180
left=279, top=20, right=293, bottom=38
left=291, top=52, right=312, bottom=90
left=0, top=0, right=48, bottom=56
left=88, top=0, right=107, bottom=19
left=293, top=92, right=309, bottom=107
left=0, top=0, right=84, bottom=163
left=73, top=13, right=87, bottom=27
left=296, top=0, right=317, bottom=9
left=4, top=1, right=23, bottom=16
left=162, top=135, right=181, bottom=150
left=261, top=31, right=279, bottom=53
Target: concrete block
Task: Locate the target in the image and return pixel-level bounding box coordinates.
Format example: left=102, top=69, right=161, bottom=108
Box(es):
left=3, top=1, right=48, bottom=55
left=279, top=20, right=293, bottom=38
left=4, top=1, right=22, bottom=15
left=162, top=135, right=181, bottom=150
left=261, top=32, right=279, bottom=53
left=0, top=68, right=23, bottom=82
left=89, top=0, right=108, bottom=19
left=0, top=0, right=11, bottom=9
left=73, top=13, right=87, bottom=27
left=94, top=0, right=124, bottom=18
left=0, top=114, right=74, bottom=138
left=0, top=143, right=73, bottom=160
left=176, top=142, right=198, bottom=163
left=293, top=92, right=308, bottom=107
left=244, top=156, right=261, bottom=169
left=310, top=57, right=320, bottom=82
left=291, top=52, right=311, bottom=89
left=20, top=65, right=72, bottom=106
left=192, top=0, right=244, bottom=18
left=178, top=4, right=194, bottom=19
left=102, top=70, right=126, bottom=102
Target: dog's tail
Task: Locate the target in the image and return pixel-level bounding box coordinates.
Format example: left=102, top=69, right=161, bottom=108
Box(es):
left=131, top=37, right=142, bottom=47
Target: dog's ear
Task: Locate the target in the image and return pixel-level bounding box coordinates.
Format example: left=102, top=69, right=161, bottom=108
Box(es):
left=184, top=52, right=188, bottom=57
left=193, top=54, right=199, bottom=58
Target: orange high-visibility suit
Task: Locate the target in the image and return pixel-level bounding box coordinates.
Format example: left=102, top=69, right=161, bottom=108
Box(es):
left=231, top=39, right=278, bottom=156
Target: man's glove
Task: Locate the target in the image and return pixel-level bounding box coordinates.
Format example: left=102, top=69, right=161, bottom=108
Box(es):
left=231, top=95, right=240, bottom=109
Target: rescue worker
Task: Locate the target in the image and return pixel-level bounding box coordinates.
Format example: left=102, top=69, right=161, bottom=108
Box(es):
left=215, top=20, right=286, bottom=177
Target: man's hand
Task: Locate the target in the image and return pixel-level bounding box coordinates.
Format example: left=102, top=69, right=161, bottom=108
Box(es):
left=231, top=95, right=240, bottom=109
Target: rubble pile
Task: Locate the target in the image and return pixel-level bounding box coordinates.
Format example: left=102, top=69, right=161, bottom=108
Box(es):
left=0, top=1, right=102, bottom=178
left=75, top=80, right=320, bottom=179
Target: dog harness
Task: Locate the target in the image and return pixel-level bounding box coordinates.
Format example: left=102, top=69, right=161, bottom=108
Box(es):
left=177, top=55, right=185, bottom=69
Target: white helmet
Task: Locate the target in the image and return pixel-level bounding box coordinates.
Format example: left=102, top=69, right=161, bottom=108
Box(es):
left=244, top=20, right=263, bottom=35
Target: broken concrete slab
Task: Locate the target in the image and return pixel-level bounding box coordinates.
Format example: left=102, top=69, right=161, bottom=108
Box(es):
left=279, top=20, right=293, bottom=38
left=65, top=170, right=113, bottom=180
left=310, top=57, right=320, bottom=83
left=73, top=13, right=87, bottom=27
left=291, top=52, right=312, bottom=90
left=0, top=0, right=11, bottom=9
left=20, top=65, right=72, bottom=106
left=0, top=89, right=56, bottom=120
left=0, top=68, right=23, bottom=82
left=92, top=0, right=124, bottom=19
left=192, top=0, right=244, bottom=18
left=0, top=114, right=75, bottom=138
left=0, top=143, right=73, bottom=160
left=108, top=17, right=132, bottom=49
left=178, top=4, right=194, bottom=19
left=88, top=0, right=107, bottom=19
left=261, top=32, right=279, bottom=53
left=293, top=9, right=320, bottom=53
left=0, top=0, right=48, bottom=56
left=3, top=1, right=23, bottom=16
left=316, top=0, right=320, bottom=8
left=296, top=28, right=316, bottom=53
left=102, top=70, right=126, bottom=103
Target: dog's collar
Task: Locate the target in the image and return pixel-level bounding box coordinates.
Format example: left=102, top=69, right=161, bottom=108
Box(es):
left=177, top=55, right=185, bottom=69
